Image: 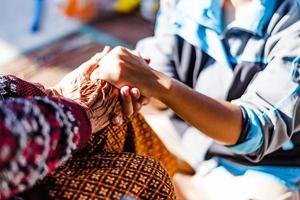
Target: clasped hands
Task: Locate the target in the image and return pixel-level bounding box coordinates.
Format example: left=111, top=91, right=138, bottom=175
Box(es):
left=47, top=46, right=151, bottom=133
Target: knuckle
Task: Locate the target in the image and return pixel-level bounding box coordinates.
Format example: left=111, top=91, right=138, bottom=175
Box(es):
left=114, top=46, right=126, bottom=53
left=115, top=53, right=123, bottom=60
left=114, top=46, right=122, bottom=51
left=93, top=53, right=102, bottom=61
left=94, top=52, right=102, bottom=57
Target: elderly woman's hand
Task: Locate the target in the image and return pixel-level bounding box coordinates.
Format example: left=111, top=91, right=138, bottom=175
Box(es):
left=89, top=47, right=152, bottom=119
left=47, top=46, right=122, bottom=132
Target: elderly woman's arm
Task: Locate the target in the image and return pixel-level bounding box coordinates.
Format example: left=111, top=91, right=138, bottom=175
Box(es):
left=0, top=47, right=122, bottom=199
left=0, top=75, right=92, bottom=199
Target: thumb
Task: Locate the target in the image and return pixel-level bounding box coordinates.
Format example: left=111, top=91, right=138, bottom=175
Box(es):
left=90, top=46, right=112, bottom=62
left=90, top=66, right=103, bottom=82
left=82, top=46, right=112, bottom=77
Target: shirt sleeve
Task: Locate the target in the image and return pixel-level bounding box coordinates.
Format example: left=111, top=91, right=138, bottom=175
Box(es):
left=0, top=75, right=47, bottom=98
left=227, top=21, right=300, bottom=162
left=0, top=76, right=91, bottom=198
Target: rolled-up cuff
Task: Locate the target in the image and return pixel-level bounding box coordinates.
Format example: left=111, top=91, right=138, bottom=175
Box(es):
left=226, top=106, right=263, bottom=154
left=56, top=98, right=92, bottom=149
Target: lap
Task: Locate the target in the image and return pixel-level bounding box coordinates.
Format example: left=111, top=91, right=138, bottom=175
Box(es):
left=19, top=113, right=186, bottom=199
left=41, top=152, right=175, bottom=200
left=174, top=160, right=300, bottom=200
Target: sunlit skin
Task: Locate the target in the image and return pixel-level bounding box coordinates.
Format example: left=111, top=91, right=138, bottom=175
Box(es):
left=91, top=48, right=240, bottom=146
left=97, top=0, right=253, bottom=145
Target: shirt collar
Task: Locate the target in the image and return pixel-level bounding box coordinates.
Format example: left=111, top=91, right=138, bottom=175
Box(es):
left=175, top=0, right=279, bottom=37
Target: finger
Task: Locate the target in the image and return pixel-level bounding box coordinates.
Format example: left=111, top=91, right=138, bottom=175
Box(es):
left=124, top=49, right=151, bottom=66
left=139, top=96, right=150, bottom=105
left=90, top=51, right=120, bottom=82
left=102, top=46, right=113, bottom=55
left=121, top=48, right=150, bottom=64
left=127, top=49, right=141, bottom=57
left=134, top=102, right=142, bottom=112
left=121, top=50, right=148, bottom=67
left=130, top=87, right=141, bottom=112
left=111, top=113, right=124, bottom=125
left=130, top=87, right=140, bottom=100
left=90, top=66, right=101, bottom=82
left=92, top=46, right=112, bottom=62
left=120, top=86, right=134, bottom=116
left=127, top=50, right=148, bottom=64
left=86, top=46, right=112, bottom=77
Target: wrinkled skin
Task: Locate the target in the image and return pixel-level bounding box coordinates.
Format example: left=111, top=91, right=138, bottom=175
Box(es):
left=46, top=47, right=122, bottom=133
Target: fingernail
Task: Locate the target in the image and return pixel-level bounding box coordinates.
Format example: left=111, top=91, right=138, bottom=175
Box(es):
left=131, top=88, right=138, bottom=95
left=123, top=89, right=130, bottom=96
left=113, top=116, right=123, bottom=125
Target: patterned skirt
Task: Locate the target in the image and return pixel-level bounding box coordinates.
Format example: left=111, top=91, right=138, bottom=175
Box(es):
left=22, top=113, right=194, bottom=200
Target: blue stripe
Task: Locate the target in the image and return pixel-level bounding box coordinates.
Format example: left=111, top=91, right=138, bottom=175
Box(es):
left=175, top=15, right=232, bottom=70
left=218, top=158, right=300, bottom=191
left=290, top=56, right=300, bottom=83
left=229, top=84, right=300, bottom=155
left=255, top=0, right=278, bottom=36
left=282, top=140, right=295, bottom=151
left=229, top=56, right=268, bottom=65
left=227, top=107, right=263, bottom=154
left=175, top=0, right=223, bottom=34
left=273, top=85, right=300, bottom=108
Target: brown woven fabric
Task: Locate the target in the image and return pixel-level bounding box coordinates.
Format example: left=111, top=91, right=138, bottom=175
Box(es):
left=28, top=113, right=194, bottom=200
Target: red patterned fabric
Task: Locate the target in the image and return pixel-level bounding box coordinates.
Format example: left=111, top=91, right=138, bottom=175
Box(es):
left=0, top=75, right=91, bottom=199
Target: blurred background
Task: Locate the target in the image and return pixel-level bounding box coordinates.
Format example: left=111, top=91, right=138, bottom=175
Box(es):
left=0, top=0, right=158, bottom=87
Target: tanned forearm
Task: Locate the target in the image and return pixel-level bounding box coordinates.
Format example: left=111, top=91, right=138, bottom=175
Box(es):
left=153, top=71, right=242, bottom=145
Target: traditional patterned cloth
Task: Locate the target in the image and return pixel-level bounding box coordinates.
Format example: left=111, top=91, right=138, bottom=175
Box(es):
left=24, top=113, right=193, bottom=199
left=0, top=74, right=193, bottom=199
left=0, top=76, right=192, bottom=199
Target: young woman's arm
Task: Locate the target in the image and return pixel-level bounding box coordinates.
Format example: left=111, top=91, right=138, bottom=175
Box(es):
left=156, top=73, right=242, bottom=145
left=91, top=47, right=243, bottom=145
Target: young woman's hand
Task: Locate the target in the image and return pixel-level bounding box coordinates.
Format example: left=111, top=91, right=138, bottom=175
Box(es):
left=120, top=86, right=150, bottom=114
left=110, top=86, right=150, bottom=125
left=90, top=46, right=170, bottom=99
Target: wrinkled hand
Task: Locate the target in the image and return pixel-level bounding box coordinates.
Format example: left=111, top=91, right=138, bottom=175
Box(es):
left=90, top=46, right=157, bottom=109
left=47, top=46, right=122, bottom=132
left=90, top=47, right=152, bottom=119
